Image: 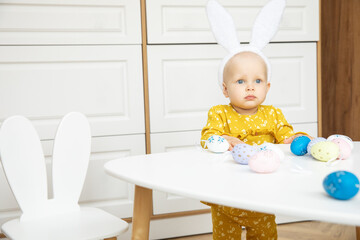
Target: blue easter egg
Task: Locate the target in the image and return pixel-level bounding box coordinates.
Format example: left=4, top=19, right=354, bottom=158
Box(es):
left=323, top=171, right=360, bottom=200
left=290, top=136, right=311, bottom=156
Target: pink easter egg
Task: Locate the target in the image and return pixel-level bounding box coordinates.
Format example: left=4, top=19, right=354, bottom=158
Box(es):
left=248, top=150, right=280, bottom=173
left=331, top=138, right=352, bottom=160
left=327, top=134, right=353, bottom=149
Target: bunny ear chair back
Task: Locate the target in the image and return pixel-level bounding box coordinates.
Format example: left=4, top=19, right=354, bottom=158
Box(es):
left=206, top=0, right=286, bottom=90
left=0, top=112, right=128, bottom=240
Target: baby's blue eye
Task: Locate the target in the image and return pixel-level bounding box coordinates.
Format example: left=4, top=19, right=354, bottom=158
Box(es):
left=237, top=80, right=244, bottom=84
left=256, top=79, right=261, bottom=83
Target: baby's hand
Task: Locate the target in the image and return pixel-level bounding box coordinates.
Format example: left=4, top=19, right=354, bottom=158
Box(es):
left=221, top=135, right=244, bottom=150
left=283, top=134, right=314, bottom=144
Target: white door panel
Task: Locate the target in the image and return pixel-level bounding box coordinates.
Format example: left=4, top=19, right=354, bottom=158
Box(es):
left=147, top=0, right=319, bottom=44
left=0, top=45, right=145, bottom=139
left=148, top=43, right=317, bottom=133
left=262, top=43, right=317, bottom=124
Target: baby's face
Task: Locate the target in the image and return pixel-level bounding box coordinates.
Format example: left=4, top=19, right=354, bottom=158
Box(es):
left=222, top=52, right=270, bottom=115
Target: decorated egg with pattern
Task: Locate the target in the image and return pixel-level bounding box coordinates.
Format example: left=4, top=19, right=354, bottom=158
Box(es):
left=310, top=141, right=339, bottom=162
left=323, top=171, right=359, bottom=200
left=307, top=137, right=326, bottom=154
left=231, top=144, right=257, bottom=165
left=331, top=138, right=352, bottom=160
left=258, top=143, right=284, bottom=159
left=248, top=150, right=280, bottom=173
left=327, top=134, right=353, bottom=149
left=290, top=136, right=311, bottom=156
left=206, top=135, right=230, bottom=153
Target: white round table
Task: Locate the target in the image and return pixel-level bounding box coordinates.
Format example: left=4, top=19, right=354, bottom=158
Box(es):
left=105, top=143, right=360, bottom=240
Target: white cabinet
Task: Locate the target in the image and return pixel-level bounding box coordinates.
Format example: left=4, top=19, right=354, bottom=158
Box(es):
left=148, top=43, right=317, bottom=133
left=146, top=0, right=319, bottom=44
left=0, top=1, right=145, bottom=238
left=0, top=0, right=141, bottom=45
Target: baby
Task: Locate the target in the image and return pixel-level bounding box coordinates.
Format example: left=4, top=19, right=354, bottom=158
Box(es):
left=201, top=51, right=303, bottom=150
left=202, top=0, right=309, bottom=239
left=201, top=50, right=307, bottom=240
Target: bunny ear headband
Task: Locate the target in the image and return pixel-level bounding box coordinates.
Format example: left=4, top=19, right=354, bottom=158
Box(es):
left=206, top=0, right=286, bottom=90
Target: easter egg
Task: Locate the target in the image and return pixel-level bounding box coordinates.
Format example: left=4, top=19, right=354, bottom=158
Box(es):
left=231, top=144, right=257, bottom=165
left=258, top=143, right=284, bottom=159
left=206, top=135, right=230, bottom=153
left=307, top=137, right=326, bottom=154
left=310, top=141, right=339, bottom=162
left=331, top=138, right=352, bottom=160
left=248, top=150, right=280, bottom=173
left=290, top=136, right=311, bottom=156
left=327, top=134, right=353, bottom=150
left=323, top=171, right=360, bottom=200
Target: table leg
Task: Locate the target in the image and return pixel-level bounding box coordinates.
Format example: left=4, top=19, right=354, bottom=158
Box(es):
left=356, top=226, right=360, bottom=240
left=131, top=185, right=152, bottom=240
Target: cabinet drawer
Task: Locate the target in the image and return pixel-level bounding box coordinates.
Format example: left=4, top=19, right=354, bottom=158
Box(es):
left=0, top=134, right=145, bottom=226
left=151, top=131, right=210, bottom=214
left=0, top=0, right=141, bottom=45
left=148, top=43, right=317, bottom=133
left=146, top=0, right=319, bottom=44
left=0, top=45, right=145, bottom=139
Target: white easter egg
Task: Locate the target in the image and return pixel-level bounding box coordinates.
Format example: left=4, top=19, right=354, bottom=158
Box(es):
left=206, top=135, right=230, bottom=153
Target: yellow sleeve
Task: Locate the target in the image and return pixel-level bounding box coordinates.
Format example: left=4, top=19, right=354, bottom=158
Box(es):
left=274, top=107, right=309, bottom=143
left=201, top=106, right=226, bottom=147
left=274, top=108, right=295, bottom=143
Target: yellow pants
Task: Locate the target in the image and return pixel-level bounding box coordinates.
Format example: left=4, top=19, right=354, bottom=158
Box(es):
left=211, top=205, right=277, bottom=240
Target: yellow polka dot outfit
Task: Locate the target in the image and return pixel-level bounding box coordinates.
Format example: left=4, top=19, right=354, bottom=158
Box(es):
left=201, top=104, right=296, bottom=145
left=211, top=205, right=277, bottom=240
left=201, top=104, right=303, bottom=240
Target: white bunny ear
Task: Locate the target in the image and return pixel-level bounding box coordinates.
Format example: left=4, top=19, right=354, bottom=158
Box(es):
left=207, top=0, right=241, bottom=52
left=0, top=116, right=48, bottom=216
left=52, top=112, right=91, bottom=206
left=250, top=0, right=286, bottom=50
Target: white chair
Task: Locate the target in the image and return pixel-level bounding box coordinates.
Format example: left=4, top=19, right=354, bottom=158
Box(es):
left=0, top=112, right=128, bottom=240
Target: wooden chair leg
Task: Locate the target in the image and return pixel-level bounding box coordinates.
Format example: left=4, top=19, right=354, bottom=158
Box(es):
left=131, top=185, right=152, bottom=240
left=356, top=226, right=360, bottom=240
left=104, top=237, right=117, bottom=240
